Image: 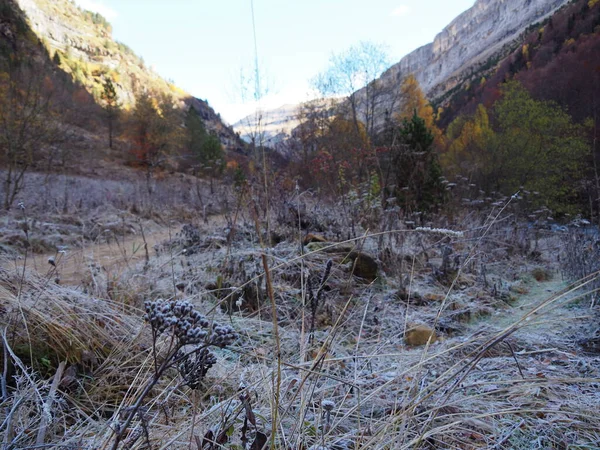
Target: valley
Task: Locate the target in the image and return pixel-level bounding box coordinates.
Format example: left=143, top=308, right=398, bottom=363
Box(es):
left=0, top=0, right=599, bottom=448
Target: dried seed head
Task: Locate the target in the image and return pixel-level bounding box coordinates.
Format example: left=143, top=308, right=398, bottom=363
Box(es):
left=321, top=399, right=335, bottom=412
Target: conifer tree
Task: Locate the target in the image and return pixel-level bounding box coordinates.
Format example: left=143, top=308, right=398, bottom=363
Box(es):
left=185, top=107, right=224, bottom=193
left=399, top=111, right=444, bottom=211
left=101, top=78, right=119, bottom=148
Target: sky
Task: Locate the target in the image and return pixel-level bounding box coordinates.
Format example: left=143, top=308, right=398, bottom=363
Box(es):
left=74, top=0, right=475, bottom=124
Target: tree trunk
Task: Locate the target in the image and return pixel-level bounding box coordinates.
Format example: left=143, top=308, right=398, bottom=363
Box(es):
left=3, top=165, right=13, bottom=210
left=108, top=115, right=113, bottom=149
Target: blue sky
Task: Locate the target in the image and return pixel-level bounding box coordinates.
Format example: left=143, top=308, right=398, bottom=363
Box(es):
left=74, top=0, right=475, bottom=123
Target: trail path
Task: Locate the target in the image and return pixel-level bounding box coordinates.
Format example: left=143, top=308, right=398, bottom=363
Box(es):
left=477, top=275, right=594, bottom=355
left=6, top=228, right=174, bottom=285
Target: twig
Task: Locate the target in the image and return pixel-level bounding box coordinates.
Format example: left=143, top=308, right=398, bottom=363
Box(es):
left=505, top=341, right=524, bottom=379
left=35, top=361, right=67, bottom=445
left=139, top=221, right=150, bottom=269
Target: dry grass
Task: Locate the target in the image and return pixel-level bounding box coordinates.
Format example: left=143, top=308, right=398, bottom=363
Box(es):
left=1, top=192, right=599, bottom=449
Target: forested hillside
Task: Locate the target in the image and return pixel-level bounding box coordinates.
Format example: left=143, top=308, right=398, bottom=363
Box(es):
left=438, top=0, right=600, bottom=220
left=0, top=0, right=247, bottom=211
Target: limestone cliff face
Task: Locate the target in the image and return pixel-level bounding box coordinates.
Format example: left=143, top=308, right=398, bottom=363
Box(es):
left=385, top=0, right=568, bottom=98
left=363, top=0, right=569, bottom=119
left=234, top=0, right=570, bottom=142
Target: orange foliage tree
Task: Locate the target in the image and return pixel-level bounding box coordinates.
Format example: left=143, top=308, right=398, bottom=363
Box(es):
left=441, top=103, right=494, bottom=182
left=397, top=74, right=443, bottom=148
left=127, top=90, right=182, bottom=194
left=310, top=117, right=374, bottom=197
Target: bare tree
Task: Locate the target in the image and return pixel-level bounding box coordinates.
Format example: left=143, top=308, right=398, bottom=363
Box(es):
left=0, top=59, right=62, bottom=210
left=311, top=41, right=390, bottom=141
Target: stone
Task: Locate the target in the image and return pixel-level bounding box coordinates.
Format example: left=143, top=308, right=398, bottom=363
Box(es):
left=394, top=288, right=425, bottom=305
left=423, top=293, right=446, bottom=302
left=303, top=233, right=327, bottom=246
left=404, top=324, right=437, bottom=346
left=306, top=242, right=329, bottom=252
left=346, top=251, right=378, bottom=281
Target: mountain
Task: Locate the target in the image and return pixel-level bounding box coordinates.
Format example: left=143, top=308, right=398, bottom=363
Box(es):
left=354, top=0, right=572, bottom=131
left=438, top=0, right=600, bottom=129
left=240, top=0, right=571, bottom=144
left=379, top=0, right=568, bottom=99
left=12, top=0, right=242, bottom=151
left=233, top=104, right=303, bottom=146
left=232, top=99, right=340, bottom=147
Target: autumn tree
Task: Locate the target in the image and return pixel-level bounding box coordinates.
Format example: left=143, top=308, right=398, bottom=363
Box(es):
left=128, top=90, right=182, bottom=194
left=310, top=116, right=372, bottom=196
left=312, top=41, right=390, bottom=141
left=293, top=98, right=335, bottom=166
left=441, top=103, right=494, bottom=182
left=397, top=74, right=443, bottom=147
left=100, top=78, right=119, bottom=148
left=488, top=81, right=587, bottom=214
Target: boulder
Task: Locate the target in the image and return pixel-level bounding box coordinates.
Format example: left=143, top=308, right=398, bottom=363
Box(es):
left=303, top=233, right=328, bottom=246
left=346, top=251, right=379, bottom=281
left=404, top=324, right=437, bottom=346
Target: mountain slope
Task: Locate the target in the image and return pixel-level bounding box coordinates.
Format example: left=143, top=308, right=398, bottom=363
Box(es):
left=14, top=0, right=243, bottom=151
left=234, top=0, right=571, bottom=144
left=439, top=0, right=600, bottom=128
left=383, top=0, right=568, bottom=99
left=232, top=99, right=342, bottom=148
left=356, top=0, right=570, bottom=129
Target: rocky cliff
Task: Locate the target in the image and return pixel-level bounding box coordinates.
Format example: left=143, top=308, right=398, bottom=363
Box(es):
left=239, top=0, right=571, bottom=143
left=233, top=104, right=305, bottom=145
left=393, top=0, right=566, bottom=96
left=362, top=0, right=569, bottom=122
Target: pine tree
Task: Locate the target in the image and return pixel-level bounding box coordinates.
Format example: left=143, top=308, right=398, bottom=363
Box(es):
left=100, top=78, right=119, bottom=148
left=185, top=107, right=223, bottom=193
left=398, top=74, right=443, bottom=148
left=399, top=111, right=444, bottom=211
left=200, top=133, right=225, bottom=194
left=185, top=106, right=207, bottom=157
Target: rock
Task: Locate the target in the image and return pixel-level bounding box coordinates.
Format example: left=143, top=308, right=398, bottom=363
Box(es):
left=404, top=324, right=437, bottom=346
left=437, top=319, right=464, bottom=336
left=346, top=252, right=378, bottom=281
left=303, top=233, right=327, bottom=246
left=306, top=242, right=330, bottom=252
left=322, top=244, right=354, bottom=254
left=394, top=288, right=425, bottom=305
left=579, top=329, right=600, bottom=355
